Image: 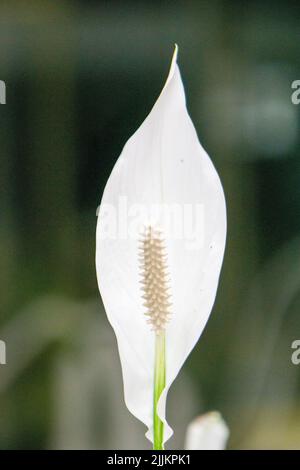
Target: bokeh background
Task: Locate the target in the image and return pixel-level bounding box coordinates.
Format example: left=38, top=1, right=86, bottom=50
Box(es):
left=1, top=0, right=300, bottom=449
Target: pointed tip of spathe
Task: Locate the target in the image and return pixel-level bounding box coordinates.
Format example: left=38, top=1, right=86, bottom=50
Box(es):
left=164, top=44, right=179, bottom=89
left=172, top=43, right=178, bottom=64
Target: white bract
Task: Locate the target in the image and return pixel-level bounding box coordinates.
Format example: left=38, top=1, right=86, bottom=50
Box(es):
left=185, top=412, right=229, bottom=450
left=96, top=45, right=226, bottom=446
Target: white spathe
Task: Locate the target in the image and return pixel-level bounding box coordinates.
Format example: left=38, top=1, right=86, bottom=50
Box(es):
left=185, top=412, right=229, bottom=450
left=96, top=45, right=227, bottom=444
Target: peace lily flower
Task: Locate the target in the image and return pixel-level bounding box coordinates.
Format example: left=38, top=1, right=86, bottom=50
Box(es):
left=96, top=45, right=226, bottom=449
left=185, top=412, right=229, bottom=450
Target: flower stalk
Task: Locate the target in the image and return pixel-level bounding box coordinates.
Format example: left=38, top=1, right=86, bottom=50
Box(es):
left=153, top=331, right=166, bottom=450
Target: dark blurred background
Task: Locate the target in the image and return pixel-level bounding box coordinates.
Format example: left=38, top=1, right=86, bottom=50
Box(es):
left=1, top=0, right=300, bottom=449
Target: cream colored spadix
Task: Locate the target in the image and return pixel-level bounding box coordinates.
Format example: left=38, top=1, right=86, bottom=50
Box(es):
left=139, top=226, right=171, bottom=333
left=96, top=45, right=227, bottom=445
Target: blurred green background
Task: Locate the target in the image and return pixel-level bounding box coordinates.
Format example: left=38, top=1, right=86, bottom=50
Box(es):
left=1, top=0, right=300, bottom=449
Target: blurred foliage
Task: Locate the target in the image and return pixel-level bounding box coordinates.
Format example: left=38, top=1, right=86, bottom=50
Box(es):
left=0, top=0, right=300, bottom=449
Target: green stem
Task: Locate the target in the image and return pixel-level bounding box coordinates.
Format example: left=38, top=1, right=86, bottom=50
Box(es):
left=153, top=331, right=166, bottom=450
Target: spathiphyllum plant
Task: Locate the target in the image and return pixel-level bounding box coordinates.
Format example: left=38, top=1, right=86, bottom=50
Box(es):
left=96, top=45, right=227, bottom=449
left=185, top=412, right=229, bottom=450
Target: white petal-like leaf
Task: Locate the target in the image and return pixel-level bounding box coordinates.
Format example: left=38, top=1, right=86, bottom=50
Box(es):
left=96, top=45, right=226, bottom=444
left=185, top=412, right=229, bottom=450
